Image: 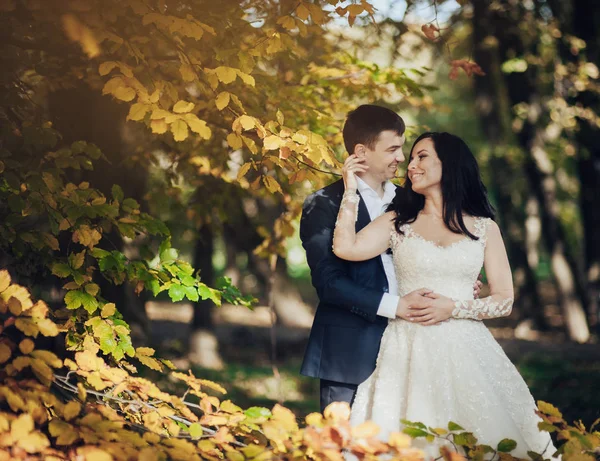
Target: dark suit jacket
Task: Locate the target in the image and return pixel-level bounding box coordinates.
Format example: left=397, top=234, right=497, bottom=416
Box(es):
left=299, top=179, right=393, bottom=385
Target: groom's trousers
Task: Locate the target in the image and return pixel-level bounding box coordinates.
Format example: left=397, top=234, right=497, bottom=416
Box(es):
left=320, top=379, right=357, bottom=413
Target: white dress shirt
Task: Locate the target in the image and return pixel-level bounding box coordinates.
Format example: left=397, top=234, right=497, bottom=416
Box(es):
left=356, top=177, right=399, bottom=319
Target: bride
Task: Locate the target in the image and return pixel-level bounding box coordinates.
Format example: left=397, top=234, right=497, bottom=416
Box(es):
left=332, top=132, right=556, bottom=458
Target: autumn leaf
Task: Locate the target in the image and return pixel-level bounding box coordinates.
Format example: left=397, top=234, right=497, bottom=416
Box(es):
left=171, top=119, right=189, bottom=141
left=227, top=133, right=243, bottom=150
left=151, top=119, right=168, bottom=134
left=215, top=66, right=238, bottom=84
left=215, top=92, right=230, bottom=111
left=127, top=103, right=150, bottom=121
left=262, top=176, right=282, bottom=194
left=263, top=135, right=282, bottom=150
left=173, top=100, right=195, bottom=113
left=0, top=343, right=11, bottom=363
left=183, top=114, right=212, bottom=139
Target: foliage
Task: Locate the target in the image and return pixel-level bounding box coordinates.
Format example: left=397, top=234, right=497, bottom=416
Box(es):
left=0, top=0, right=434, bottom=258
left=0, top=122, right=253, bottom=362
left=2, top=269, right=599, bottom=460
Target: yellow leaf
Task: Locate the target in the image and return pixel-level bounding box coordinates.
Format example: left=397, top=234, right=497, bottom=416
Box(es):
left=77, top=447, right=113, bottom=461
left=17, top=431, right=50, bottom=454
left=171, top=119, right=189, bottom=141
left=11, top=413, right=33, bottom=439
left=263, top=135, right=281, bottom=151
left=183, top=114, right=212, bottom=139
left=85, top=283, right=99, bottom=296
left=101, top=303, right=116, bottom=318
left=351, top=421, right=380, bottom=438
left=61, top=14, right=100, bottom=58
left=292, top=132, right=308, bottom=144
left=137, top=354, right=163, bottom=371
left=31, top=350, right=62, bottom=368
left=31, top=358, right=54, bottom=383
left=0, top=270, right=12, bottom=293
left=236, top=70, right=255, bottom=86
left=63, top=401, right=81, bottom=421
left=227, top=133, right=243, bottom=150
left=215, top=66, right=237, bottom=84
left=296, top=4, right=310, bottom=20
left=179, top=63, right=196, bottom=82
left=70, top=250, right=86, bottom=270
left=49, top=420, right=79, bottom=446
left=0, top=343, right=11, bottom=364
left=37, top=318, right=59, bottom=337
left=19, top=339, right=35, bottom=355
left=150, top=119, right=168, bottom=134
left=263, top=176, right=282, bottom=194
left=150, top=108, right=172, bottom=120
left=239, top=115, right=256, bottom=130
left=272, top=404, right=298, bottom=432
left=78, top=383, right=87, bottom=401
left=324, top=401, right=350, bottom=422
left=388, top=432, right=412, bottom=449
left=98, top=61, right=117, bottom=76
left=113, top=86, right=136, bottom=102
left=136, top=347, right=155, bottom=356
left=305, top=412, right=323, bottom=426
left=276, top=110, right=284, bottom=125
left=237, top=162, right=252, bottom=180
left=15, top=318, right=39, bottom=337
left=173, top=100, right=195, bottom=113
left=277, top=15, right=296, bottom=30
left=127, top=103, right=150, bottom=121
left=215, top=92, right=230, bottom=111
left=43, top=233, right=60, bottom=251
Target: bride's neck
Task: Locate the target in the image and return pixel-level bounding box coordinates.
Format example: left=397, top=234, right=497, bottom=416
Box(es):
left=421, top=195, right=444, bottom=218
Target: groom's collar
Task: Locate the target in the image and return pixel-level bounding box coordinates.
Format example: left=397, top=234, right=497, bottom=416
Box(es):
left=356, top=177, right=396, bottom=200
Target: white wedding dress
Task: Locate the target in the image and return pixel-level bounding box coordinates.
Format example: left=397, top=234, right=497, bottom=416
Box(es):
left=349, top=218, right=556, bottom=459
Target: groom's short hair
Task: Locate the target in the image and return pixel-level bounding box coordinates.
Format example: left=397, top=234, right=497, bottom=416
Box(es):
left=343, top=105, right=405, bottom=155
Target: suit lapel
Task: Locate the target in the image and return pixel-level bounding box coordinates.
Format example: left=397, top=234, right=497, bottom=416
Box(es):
left=356, top=192, right=371, bottom=231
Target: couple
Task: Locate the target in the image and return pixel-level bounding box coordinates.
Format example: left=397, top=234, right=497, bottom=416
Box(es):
left=299, top=105, right=556, bottom=458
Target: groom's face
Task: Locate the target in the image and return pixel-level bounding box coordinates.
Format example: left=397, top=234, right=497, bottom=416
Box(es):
left=356, top=130, right=406, bottom=182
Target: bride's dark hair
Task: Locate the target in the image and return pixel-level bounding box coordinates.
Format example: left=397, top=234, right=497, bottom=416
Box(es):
left=387, top=132, right=495, bottom=240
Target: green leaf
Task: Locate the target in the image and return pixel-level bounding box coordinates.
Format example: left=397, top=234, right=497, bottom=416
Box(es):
left=180, top=274, right=197, bottom=287
left=184, top=285, right=199, bottom=302
left=51, top=263, right=71, bottom=278
left=448, top=421, right=465, bottom=431
left=112, top=184, right=124, bottom=203
left=244, top=407, right=271, bottom=419
left=453, top=432, right=478, bottom=447
left=160, top=248, right=178, bottom=263
left=100, top=336, right=117, bottom=354
left=497, top=439, right=517, bottom=453
left=402, top=428, right=429, bottom=438
left=80, top=292, right=99, bottom=314
left=168, top=284, right=185, bottom=302
left=65, top=290, right=84, bottom=309
left=189, top=423, right=202, bottom=439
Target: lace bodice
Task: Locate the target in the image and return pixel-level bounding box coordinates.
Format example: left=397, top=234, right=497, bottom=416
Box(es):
left=390, top=218, right=489, bottom=302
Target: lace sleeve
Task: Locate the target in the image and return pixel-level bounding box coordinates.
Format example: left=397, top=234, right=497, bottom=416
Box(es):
left=332, top=190, right=360, bottom=257
left=452, top=217, right=514, bottom=320
left=452, top=296, right=514, bottom=320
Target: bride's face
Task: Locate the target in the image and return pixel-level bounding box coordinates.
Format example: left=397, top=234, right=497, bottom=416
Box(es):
left=407, top=138, right=443, bottom=193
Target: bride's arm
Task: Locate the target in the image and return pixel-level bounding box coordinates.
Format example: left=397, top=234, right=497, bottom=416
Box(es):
left=452, top=220, right=514, bottom=320
left=332, top=200, right=394, bottom=261
left=331, top=154, right=394, bottom=261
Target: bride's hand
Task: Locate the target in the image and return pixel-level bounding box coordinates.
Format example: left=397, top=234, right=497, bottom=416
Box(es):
left=407, top=293, right=455, bottom=326
left=342, top=154, right=368, bottom=191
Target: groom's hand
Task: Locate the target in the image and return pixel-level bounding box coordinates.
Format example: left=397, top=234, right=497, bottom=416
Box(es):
left=396, top=288, right=433, bottom=320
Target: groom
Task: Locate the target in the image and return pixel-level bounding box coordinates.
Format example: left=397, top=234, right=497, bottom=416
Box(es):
left=300, top=105, right=439, bottom=412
